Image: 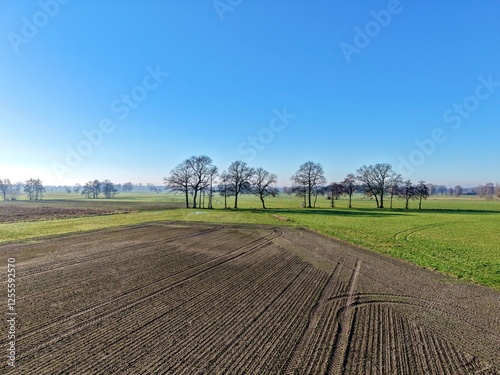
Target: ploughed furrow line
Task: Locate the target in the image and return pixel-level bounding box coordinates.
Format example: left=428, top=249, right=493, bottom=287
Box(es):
left=357, top=255, right=499, bottom=342
left=341, top=305, right=395, bottom=374
left=15, top=230, right=283, bottom=357
left=17, top=229, right=260, bottom=304
left=350, top=304, right=498, bottom=375
left=94, top=248, right=300, bottom=375
left=164, top=253, right=306, bottom=374
left=23, top=233, right=285, bottom=373
left=13, top=225, right=227, bottom=280
left=326, top=259, right=361, bottom=375
left=46, top=248, right=290, bottom=374
left=94, top=247, right=297, bottom=375
left=35, top=248, right=286, bottom=374
left=300, top=277, right=347, bottom=374
left=224, top=265, right=326, bottom=374
left=17, top=244, right=184, bottom=300
left=192, top=262, right=310, bottom=374
left=7, top=248, right=209, bottom=345
left=298, top=280, right=346, bottom=375
left=284, top=258, right=345, bottom=374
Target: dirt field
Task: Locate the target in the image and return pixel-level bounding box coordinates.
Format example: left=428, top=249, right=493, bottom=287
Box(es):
left=0, top=223, right=498, bottom=374
left=0, top=200, right=183, bottom=223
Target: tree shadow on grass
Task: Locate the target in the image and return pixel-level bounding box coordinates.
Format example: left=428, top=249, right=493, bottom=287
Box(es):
left=240, top=207, right=500, bottom=217
left=244, top=207, right=401, bottom=217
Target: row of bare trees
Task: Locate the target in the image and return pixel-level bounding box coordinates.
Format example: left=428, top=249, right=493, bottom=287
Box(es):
left=0, top=179, right=45, bottom=200
left=288, top=162, right=429, bottom=209
left=81, top=180, right=118, bottom=199
left=165, top=158, right=431, bottom=210
left=164, top=156, right=278, bottom=209
left=429, top=183, right=499, bottom=198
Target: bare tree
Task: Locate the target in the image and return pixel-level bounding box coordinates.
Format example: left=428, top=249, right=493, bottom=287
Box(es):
left=217, top=171, right=232, bottom=209
left=227, top=161, right=255, bottom=209
left=313, top=185, right=326, bottom=208
left=102, top=180, right=118, bottom=198
left=415, top=181, right=430, bottom=209
left=291, top=161, right=326, bottom=208
left=7, top=182, right=22, bottom=200
left=400, top=179, right=416, bottom=209
left=186, top=155, right=216, bottom=209
left=327, top=182, right=343, bottom=208
left=164, top=160, right=192, bottom=208
left=484, top=182, right=495, bottom=198
left=342, top=174, right=356, bottom=208
left=24, top=179, right=45, bottom=200
left=454, top=185, right=463, bottom=197
left=388, top=173, right=403, bottom=209
left=356, top=163, right=394, bottom=208
left=122, top=182, right=133, bottom=192
left=91, top=180, right=101, bottom=199
left=81, top=181, right=92, bottom=198
left=436, top=185, right=447, bottom=195
left=0, top=179, right=11, bottom=201
left=73, top=183, right=82, bottom=194
left=251, top=168, right=278, bottom=209
left=207, top=167, right=218, bottom=209
left=24, top=179, right=35, bottom=200
left=35, top=179, right=45, bottom=199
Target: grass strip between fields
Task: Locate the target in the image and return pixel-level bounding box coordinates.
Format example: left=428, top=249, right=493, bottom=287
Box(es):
left=0, top=207, right=498, bottom=290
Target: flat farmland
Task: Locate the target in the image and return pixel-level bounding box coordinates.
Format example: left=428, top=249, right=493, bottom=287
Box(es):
left=0, top=199, right=183, bottom=223
left=1, top=223, right=498, bottom=374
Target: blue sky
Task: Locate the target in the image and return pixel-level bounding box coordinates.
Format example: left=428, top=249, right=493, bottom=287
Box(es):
left=1, top=0, right=499, bottom=187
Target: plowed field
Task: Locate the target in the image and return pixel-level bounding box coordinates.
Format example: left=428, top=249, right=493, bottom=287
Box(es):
left=1, top=223, right=498, bottom=374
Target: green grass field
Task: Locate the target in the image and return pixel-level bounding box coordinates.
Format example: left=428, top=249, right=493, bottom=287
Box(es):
left=1, top=192, right=499, bottom=289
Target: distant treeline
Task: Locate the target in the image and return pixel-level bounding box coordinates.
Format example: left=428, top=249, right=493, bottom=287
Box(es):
left=1, top=165, right=498, bottom=208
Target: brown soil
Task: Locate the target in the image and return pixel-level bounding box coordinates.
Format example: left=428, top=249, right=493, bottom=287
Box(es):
left=0, top=200, right=182, bottom=223
left=0, top=223, right=497, bottom=374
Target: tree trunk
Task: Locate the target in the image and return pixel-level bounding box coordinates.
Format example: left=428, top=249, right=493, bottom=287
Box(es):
left=405, top=198, right=409, bottom=209
left=308, top=186, right=312, bottom=208
left=185, top=190, right=190, bottom=208
left=374, top=194, right=379, bottom=208
left=224, top=188, right=227, bottom=209
left=379, top=193, right=384, bottom=208
left=390, top=193, right=393, bottom=209
left=348, top=192, right=352, bottom=208
left=419, top=197, right=422, bottom=209
left=234, top=192, right=238, bottom=209
left=260, top=195, right=266, bottom=209
left=192, top=189, right=198, bottom=208
left=208, top=181, right=213, bottom=209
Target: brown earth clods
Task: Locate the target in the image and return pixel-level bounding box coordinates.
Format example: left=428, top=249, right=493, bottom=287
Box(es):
left=0, top=223, right=498, bottom=374
left=0, top=200, right=183, bottom=222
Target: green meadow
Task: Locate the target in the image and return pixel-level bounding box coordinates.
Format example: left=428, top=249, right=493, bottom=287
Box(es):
left=1, top=192, right=499, bottom=289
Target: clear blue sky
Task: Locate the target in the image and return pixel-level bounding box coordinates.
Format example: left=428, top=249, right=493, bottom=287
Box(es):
left=1, top=0, right=499, bottom=187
